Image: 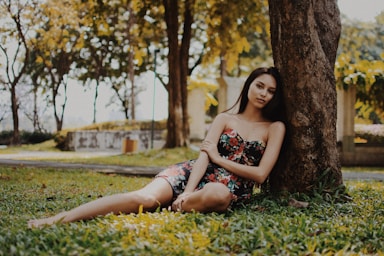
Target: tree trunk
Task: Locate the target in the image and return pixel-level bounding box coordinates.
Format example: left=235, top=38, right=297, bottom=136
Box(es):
left=163, top=0, right=188, bottom=148
left=180, top=0, right=194, bottom=146
left=5, top=2, right=30, bottom=145
left=127, top=3, right=136, bottom=121
left=52, top=77, right=67, bottom=132
left=92, top=80, right=99, bottom=124
left=10, top=85, right=20, bottom=145
left=268, top=0, right=343, bottom=193
left=128, top=51, right=135, bottom=120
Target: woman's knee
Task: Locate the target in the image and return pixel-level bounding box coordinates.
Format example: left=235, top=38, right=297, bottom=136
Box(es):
left=130, top=192, right=161, bottom=210
left=201, top=183, right=232, bottom=210
left=133, top=178, right=173, bottom=210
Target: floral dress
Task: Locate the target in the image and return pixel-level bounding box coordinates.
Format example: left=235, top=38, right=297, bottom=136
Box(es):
left=156, top=128, right=266, bottom=204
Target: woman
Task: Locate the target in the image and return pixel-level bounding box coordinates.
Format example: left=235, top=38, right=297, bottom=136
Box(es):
left=28, top=67, right=286, bottom=228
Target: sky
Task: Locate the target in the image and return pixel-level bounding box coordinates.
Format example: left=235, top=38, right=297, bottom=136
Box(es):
left=1, top=0, right=384, bottom=132
left=338, top=0, right=384, bottom=22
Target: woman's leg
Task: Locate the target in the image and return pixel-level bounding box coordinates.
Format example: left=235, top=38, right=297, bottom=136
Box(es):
left=181, top=183, right=232, bottom=213
left=28, top=178, right=173, bottom=228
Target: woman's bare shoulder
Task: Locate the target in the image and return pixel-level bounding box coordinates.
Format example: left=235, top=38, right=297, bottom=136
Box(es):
left=215, top=112, right=236, bottom=121
left=268, top=121, right=286, bottom=134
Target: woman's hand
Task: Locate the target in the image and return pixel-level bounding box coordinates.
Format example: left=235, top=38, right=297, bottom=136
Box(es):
left=200, top=140, right=220, bottom=163
left=171, top=192, right=191, bottom=212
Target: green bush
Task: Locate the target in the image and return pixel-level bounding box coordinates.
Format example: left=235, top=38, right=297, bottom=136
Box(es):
left=0, top=130, right=13, bottom=145
left=22, top=131, right=54, bottom=144
left=355, top=124, right=384, bottom=144
left=0, top=130, right=53, bottom=145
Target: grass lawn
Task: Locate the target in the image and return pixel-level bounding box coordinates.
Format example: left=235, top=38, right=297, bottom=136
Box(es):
left=0, top=165, right=383, bottom=255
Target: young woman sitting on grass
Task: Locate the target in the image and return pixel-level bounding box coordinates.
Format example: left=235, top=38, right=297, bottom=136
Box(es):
left=28, top=67, right=286, bottom=228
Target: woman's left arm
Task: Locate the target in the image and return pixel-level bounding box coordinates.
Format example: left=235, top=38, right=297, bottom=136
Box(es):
left=201, top=121, right=286, bottom=184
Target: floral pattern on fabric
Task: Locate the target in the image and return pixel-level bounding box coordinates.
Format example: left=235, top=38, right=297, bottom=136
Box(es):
left=156, top=128, right=266, bottom=203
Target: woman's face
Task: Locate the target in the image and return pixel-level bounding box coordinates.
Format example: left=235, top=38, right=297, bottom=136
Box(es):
left=247, top=74, right=277, bottom=109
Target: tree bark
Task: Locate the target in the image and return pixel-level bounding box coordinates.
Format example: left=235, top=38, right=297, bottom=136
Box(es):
left=179, top=0, right=194, bottom=146
left=268, top=0, right=343, bottom=193
left=163, top=0, right=183, bottom=147
left=163, top=0, right=190, bottom=148
left=3, top=1, right=30, bottom=145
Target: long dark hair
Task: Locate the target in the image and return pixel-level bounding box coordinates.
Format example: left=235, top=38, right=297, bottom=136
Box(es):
left=226, top=67, right=286, bottom=122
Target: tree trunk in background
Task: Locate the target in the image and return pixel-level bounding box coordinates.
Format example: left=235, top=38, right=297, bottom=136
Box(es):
left=180, top=0, right=194, bottom=147
left=10, top=85, right=20, bottom=145
left=268, top=0, right=343, bottom=193
left=163, top=0, right=194, bottom=148
left=163, top=0, right=185, bottom=148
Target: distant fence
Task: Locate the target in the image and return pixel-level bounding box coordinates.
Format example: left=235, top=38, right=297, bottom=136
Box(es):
left=66, top=130, right=164, bottom=152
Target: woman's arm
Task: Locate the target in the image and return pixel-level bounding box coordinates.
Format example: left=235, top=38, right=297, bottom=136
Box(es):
left=201, top=121, right=286, bottom=184
left=172, top=114, right=228, bottom=211
left=183, top=113, right=228, bottom=193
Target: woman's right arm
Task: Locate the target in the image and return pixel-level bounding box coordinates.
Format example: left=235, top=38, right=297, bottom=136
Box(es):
left=183, top=151, right=209, bottom=193
left=172, top=113, right=228, bottom=207
left=183, top=113, right=228, bottom=192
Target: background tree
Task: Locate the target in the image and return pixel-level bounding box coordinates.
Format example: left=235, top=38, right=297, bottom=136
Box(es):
left=268, top=0, right=343, bottom=193
left=336, top=13, right=384, bottom=124
left=202, top=0, right=270, bottom=76
left=30, top=0, right=86, bottom=131
left=77, top=0, right=147, bottom=121
left=152, top=0, right=269, bottom=147
left=161, top=0, right=194, bottom=147
left=0, top=0, right=36, bottom=144
left=107, top=0, right=147, bottom=120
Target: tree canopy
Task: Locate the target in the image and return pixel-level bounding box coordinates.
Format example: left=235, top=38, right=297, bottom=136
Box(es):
left=336, top=12, right=384, bottom=123
left=0, top=0, right=383, bottom=145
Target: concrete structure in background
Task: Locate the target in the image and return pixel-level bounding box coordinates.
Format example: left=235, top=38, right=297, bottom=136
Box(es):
left=337, top=85, right=384, bottom=166
left=67, top=130, right=164, bottom=152
left=188, top=88, right=206, bottom=140
left=216, top=76, right=245, bottom=114
left=337, top=85, right=356, bottom=153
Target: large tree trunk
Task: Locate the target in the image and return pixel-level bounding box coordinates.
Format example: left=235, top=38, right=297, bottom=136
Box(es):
left=268, top=0, right=343, bottom=193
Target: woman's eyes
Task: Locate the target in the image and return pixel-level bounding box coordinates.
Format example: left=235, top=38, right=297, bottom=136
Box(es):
left=256, top=83, right=275, bottom=94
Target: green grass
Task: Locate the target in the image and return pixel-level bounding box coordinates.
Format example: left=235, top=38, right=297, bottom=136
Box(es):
left=0, top=167, right=383, bottom=255
left=0, top=140, right=60, bottom=154
left=51, top=147, right=200, bottom=167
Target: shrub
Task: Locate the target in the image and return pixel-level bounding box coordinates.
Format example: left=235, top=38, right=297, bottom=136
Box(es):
left=0, top=130, right=53, bottom=145
left=21, top=131, right=54, bottom=144
left=355, top=124, right=384, bottom=144
left=0, top=130, right=13, bottom=145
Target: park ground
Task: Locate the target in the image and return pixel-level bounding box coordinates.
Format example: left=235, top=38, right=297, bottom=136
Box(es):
left=0, top=147, right=383, bottom=255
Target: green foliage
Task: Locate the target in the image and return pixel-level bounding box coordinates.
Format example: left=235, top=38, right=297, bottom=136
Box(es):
left=0, top=167, right=383, bottom=255
left=355, top=124, right=384, bottom=144
left=336, top=13, right=384, bottom=119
